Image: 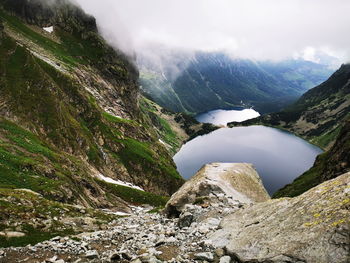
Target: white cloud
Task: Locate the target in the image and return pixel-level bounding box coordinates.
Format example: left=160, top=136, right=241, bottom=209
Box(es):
left=73, top=0, right=350, bottom=63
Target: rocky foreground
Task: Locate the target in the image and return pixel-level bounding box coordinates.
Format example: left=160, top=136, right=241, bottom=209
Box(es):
left=0, top=163, right=349, bottom=263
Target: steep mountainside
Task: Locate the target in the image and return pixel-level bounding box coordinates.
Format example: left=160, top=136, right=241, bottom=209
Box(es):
left=139, top=51, right=333, bottom=114
left=230, top=64, right=350, bottom=197
left=0, top=0, right=185, bottom=244
left=139, top=97, right=218, bottom=155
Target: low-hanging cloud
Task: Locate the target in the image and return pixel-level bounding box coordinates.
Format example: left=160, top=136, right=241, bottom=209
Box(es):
left=73, top=0, right=350, bottom=64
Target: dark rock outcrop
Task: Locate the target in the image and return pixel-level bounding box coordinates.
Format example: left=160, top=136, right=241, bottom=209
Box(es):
left=1, top=0, right=97, bottom=35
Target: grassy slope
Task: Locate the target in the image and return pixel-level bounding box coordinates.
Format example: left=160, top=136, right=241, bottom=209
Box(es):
left=140, top=97, right=219, bottom=155
left=0, top=8, right=183, bottom=195
left=0, top=4, right=184, bottom=246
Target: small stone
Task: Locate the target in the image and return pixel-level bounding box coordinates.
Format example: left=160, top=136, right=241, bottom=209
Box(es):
left=46, top=255, right=57, bottom=263
left=166, top=236, right=177, bottom=243
left=0, top=231, right=25, bottom=238
left=178, top=212, right=194, bottom=228
left=85, top=250, right=99, bottom=259
left=215, top=248, right=225, bottom=257
left=121, top=252, right=132, bottom=260
left=54, top=260, right=65, bottom=263
left=51, top=236, right=61, bottom=241
left=219, top=256, right=231, bottom=263
left=109, top=252, right=121, bottom=261
left=194, top=252, right=214, bottom=262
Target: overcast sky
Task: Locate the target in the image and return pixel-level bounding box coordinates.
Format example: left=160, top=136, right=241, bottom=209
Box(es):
left=73, top=0, right=350, bottom=64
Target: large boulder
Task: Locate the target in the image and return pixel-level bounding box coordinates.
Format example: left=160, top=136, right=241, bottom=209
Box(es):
left=209, top=172, right=350, bottom=263
left=165, top=163, right=270, bottom=217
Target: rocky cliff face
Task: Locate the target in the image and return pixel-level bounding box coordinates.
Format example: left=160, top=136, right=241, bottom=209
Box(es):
left=165, top=163, right=270, bottom=217
left=0, top=0, right=184, bottom=244
left=1, top=0, right=97, bottom=35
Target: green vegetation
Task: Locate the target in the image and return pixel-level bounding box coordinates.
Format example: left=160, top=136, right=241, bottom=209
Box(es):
left=0, top=2, right=185, bottom=248
left=0, top=26, right=182, bottom=196
left=0, top=119, right=67, bottom=197
left=0, top=226, right=75, bottom=248
left=141, top=99, right=180, bottom=151
left=102, top=112, right=137, bottom=125
left=96, top=180, right=169, bottom=207
left=139, top=52, right=332, bottom=114
left=312, top=125, right=342, bottom=149
left=117, top=137, right=181, bottom=180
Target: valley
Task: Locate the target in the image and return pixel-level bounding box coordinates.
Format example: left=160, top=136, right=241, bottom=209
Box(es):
left=139, top=51, right=333, bottom=114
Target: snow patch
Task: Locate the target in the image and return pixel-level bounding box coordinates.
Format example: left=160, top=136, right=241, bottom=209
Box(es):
left=101, top=209, right=130, bottom=216
left=43, top=26, right=54, bottom=33
left=97, top=174, right=144, bottom=191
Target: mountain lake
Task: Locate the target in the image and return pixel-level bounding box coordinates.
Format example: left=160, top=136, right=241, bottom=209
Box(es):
left=174, top=109, right=323, bottom=195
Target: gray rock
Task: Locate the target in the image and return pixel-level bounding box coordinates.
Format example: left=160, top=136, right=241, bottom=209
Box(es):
left=165, top=163, right=270, bottom=217
left=46, top=256, right=57, bottom=263
left=209, top=173, right=350, bottom=263
left=219, top=256, right=231, bottom=263
left=194, top=252, right=214, bottom=262
left=85, top=250, right=99, bottom=259
left=214, top=248, right=225, bottom=257
left=178, top=212, right=194, bottom=228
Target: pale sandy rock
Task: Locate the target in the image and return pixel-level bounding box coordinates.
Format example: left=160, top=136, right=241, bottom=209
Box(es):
left=209, top=172, right=350, bottom=263
left=165, top=163, right=270, bottom=216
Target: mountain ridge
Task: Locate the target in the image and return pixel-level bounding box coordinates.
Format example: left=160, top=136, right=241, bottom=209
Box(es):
left=139, top=50, right=334, bottom=114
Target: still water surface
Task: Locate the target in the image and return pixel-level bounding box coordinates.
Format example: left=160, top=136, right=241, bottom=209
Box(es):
left=195, top=108, right=260, bottom=126
left=174, top=116, right=323, bottom=195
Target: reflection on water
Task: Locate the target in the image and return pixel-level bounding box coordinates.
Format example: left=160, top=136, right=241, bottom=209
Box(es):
left=173, top=126, right=323, bottom=195
left=195, top=109, right=260, bottom=126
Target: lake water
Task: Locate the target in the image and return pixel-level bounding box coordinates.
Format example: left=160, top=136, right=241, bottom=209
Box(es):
left=195, top=108, right=260, bottom=126
left=173, top=126, right=323, bottom=195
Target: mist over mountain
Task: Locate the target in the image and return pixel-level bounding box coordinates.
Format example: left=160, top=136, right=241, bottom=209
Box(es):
left=70, top=0, right=344, bottom=114
left=138, top=50, right=334, bottom=114
left=73, top=0, right=350, bottom=65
